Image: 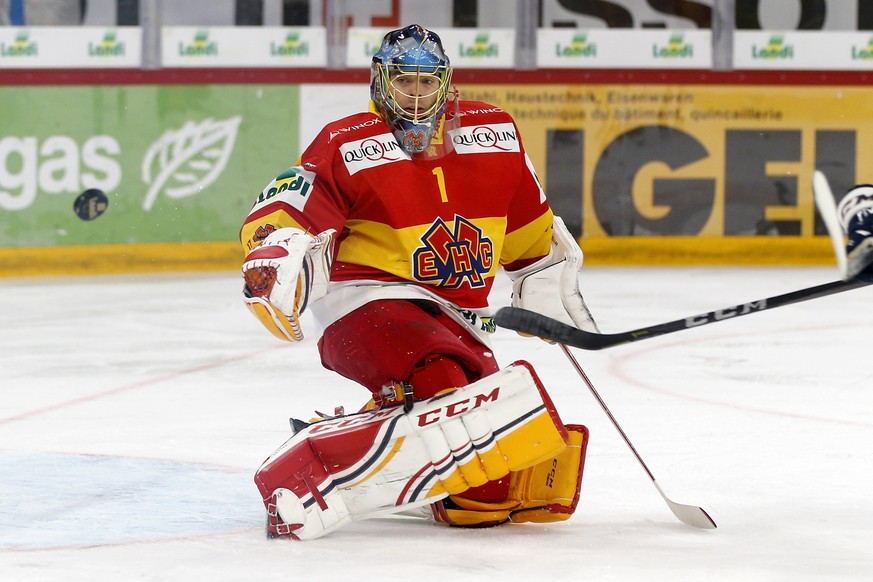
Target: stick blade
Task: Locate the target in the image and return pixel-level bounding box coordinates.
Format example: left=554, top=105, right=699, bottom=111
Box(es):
left=654, top=481, right=717, bottom=529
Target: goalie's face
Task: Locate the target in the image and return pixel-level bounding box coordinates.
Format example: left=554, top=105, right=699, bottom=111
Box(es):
left=387, top=71, right=444, bottom=122
left=376, top=63, right=451, bottom=126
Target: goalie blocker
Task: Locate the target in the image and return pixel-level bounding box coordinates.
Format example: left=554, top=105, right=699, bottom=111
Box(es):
left=255, top=362, right=588, bottom=539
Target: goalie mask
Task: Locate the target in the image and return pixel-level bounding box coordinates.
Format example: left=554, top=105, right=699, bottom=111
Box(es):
left=370, top=24, right=454, bottom=154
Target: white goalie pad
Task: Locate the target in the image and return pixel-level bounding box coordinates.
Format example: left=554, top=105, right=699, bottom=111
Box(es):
left=507, top=216, right=599, bottom=332
left=254, top=361, right=569, bottom=540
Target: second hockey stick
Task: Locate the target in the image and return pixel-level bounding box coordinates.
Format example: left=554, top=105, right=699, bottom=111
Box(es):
left=495, top=277, right=871, bottom=350
left=812, top=170, right=849, bottom=278
left=495, top=170, right=872, bottom=351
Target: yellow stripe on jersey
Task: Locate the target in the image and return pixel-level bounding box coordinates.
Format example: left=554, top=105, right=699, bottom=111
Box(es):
left=240, top=209, right=306, bottom=252
left=338, top=216, right=508, bottom=281
left=501, top=209, right=554, bottom=266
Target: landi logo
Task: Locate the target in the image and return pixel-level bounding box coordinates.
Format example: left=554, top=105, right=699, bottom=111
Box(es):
left=459, top=33, right=498, bottom=58
left=179, top=31, right=217, bottom=57
left=271, top=32, right=309, bottom=56
left=364, top=40, right=381, bottom=58
left=141, top=117, right=242, bottom=210
left=653, top=34, right=693, bottom=58
left=752, top=35, right=794, bottom=59
left=851, top=37, right=873, bottom=60
left=556, top=33, right=597, bottom=58
left=0, top=31, right=37, bottom=57
left=255, top=165, right=316, bottom=213
left=88, top=31, right=125, bottom=57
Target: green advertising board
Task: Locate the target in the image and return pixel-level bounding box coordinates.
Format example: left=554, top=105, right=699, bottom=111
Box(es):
left=0, top=84, right=300, bottom=249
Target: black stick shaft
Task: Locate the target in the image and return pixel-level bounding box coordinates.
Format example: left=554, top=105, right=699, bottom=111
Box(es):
left=496, top=277, right=872, bottom=350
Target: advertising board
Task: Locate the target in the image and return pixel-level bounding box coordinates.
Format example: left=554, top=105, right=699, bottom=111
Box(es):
left=3, top=78, right=864, bottom=272
left=0, top=84, right=301, bottom=255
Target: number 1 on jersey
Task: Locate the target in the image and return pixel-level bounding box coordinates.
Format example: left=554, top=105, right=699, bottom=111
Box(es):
left=432, top=166, right=448, bottom=203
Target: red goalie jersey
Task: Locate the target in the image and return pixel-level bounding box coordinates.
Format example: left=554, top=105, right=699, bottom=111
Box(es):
left=240, top=100, right=555, bottom=336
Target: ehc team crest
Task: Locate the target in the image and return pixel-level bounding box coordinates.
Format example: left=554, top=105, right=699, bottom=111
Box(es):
left=412, top=216, right=493, bottom=288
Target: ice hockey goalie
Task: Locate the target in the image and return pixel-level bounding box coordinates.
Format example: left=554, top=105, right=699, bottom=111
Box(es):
left=240, top=24, right=595, bottom=540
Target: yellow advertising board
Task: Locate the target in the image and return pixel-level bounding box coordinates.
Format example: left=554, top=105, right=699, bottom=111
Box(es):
left=460, top=83, right=868, bottom=264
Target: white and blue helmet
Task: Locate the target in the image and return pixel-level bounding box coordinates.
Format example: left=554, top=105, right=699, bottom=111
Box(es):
left=370, top=25, right=453, bottom=154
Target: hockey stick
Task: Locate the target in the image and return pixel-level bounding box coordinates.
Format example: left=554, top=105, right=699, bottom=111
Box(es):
left=515, top=171, right=854, bottom=528
left=495, top=276, right=871, bottom=350
left=559, top=344, right=717, bottom=529
left=812, top=170, right=848, bottom=278
left=496, top=170, right=873, bottom=350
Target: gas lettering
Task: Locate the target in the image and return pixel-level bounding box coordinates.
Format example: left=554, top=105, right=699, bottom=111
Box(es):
left=0, top=135, right=121, bottom=211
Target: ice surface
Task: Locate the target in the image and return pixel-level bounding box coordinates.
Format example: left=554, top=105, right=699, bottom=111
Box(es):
left=1, top=267, right=871, bottom=581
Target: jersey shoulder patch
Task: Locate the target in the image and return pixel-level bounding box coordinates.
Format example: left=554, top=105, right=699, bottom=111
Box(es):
left=313, top=112, right=411, bottom=175
left=450, top=101, right=520, bottom=155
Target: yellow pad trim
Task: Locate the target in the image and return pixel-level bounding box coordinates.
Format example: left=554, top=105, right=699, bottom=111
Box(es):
left=443, top=508, right=510, bottom=527
left=448, top=496, right=518, bottom=512
left=495, top=411, right=569, bottom=471
left=244, top=297, right=302, bottom=342
left=438, top=467, right=472, bottom=496
left=440, top=426, right=587, bottom=527
left=454, top=457, right=490, bottom=489
left=509, top=426, right=587, bottom=524
left=477, top=446, right=512, bottom=481
left=511, top=510, right=572, bottom=524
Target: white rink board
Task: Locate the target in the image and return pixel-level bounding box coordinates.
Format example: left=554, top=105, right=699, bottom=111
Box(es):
left=0, top=27, right=141, bottom=68
left=537, top=28, right=712, bottom=69
left=161, top=26, right=327, bottom=67
left=734, top=30, right=873, bottom=70
left=347, top=27, right=516, bottom=69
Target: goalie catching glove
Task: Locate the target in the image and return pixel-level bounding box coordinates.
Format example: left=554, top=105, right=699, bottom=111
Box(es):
left=838, top=184, right=873, bottom=280
left=243, top=227, right=334, bottom=341
left=506, top=216, right=599, bottom=333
